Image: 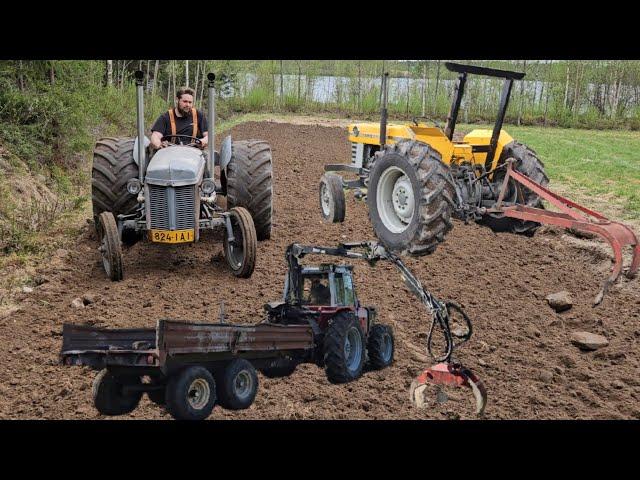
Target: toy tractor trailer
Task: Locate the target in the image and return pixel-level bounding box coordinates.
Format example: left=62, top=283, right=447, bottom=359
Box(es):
left=61, top=320, right=315, bottom=420
left=92, top=71, right=273, bottom=280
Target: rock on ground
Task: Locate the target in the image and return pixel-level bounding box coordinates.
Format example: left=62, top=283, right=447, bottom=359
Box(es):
left=546, top=291, right=573, bottom=312
left=570, top=331, right=609, bottom=351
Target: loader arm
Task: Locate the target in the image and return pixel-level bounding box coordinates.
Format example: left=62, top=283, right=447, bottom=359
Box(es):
left=285, top=241, right=487, bottom=414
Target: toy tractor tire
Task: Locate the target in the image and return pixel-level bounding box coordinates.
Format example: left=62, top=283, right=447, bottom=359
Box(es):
left=165, top=366, right=217, bottom=421
left=223, top=207, right=257, bottom=278
left=226, top=140, right=273, bottom=241
left=323, top=311, right=366, bottom=384
left=215, top=359, right=259, bottom=410
left=480, top=141, right=550, bottom=236
left=259, top=360, right=298, bottom=378
left=319, top=173, right=346, bottom=223
left=367, top=140, right=456, bottom=256
left=146, top=383, right=166, bottom=405
left=91, top=137, right=139, bottom=236
left=98, top=211, right=123, bottom=281
left=366, top=324, right=395, bottom=370
left=92, top=369, right=142, bottom=416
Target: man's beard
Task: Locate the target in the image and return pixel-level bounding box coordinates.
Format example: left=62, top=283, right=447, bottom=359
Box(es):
left=177, top=105, right=191, bottom=116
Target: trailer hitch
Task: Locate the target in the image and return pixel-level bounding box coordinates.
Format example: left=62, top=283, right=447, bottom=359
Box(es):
left=492, top=160, right=639, bottom=305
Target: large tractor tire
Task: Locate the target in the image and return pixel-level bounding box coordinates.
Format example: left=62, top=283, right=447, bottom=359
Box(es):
left=481, top=141, right=550, bottom=236
left=91, top=137, right=139, bottom=234
left=226, top=140, right=273, bottom=241
left=367, top=140, right=456, bottom=256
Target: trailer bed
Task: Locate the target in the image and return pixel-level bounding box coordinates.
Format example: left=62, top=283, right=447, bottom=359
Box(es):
left=61, top=319, right=315, bottom=371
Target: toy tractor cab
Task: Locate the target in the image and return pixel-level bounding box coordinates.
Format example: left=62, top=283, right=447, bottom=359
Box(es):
left=263, top=244, right=395, bottom=384
left=91, top=71, right=273, bottom=280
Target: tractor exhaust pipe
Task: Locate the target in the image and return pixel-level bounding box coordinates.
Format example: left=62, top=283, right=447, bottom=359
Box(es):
left=134, top=70, right=146, bottom=183
left=380, top=72, right=389, bottom=149
left=207, top=72, right=216, bottom=179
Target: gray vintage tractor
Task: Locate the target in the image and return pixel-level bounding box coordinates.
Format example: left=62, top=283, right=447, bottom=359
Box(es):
left=91, top=71, right=273, bottom=280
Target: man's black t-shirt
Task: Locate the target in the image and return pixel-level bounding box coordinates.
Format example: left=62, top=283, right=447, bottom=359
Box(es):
left=151, top=108, right=209, bottom=143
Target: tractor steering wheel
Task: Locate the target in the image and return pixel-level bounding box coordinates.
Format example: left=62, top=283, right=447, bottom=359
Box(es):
left=161, top=135, right=203, bottom=148
left=412, top=116, right=444, bottom=130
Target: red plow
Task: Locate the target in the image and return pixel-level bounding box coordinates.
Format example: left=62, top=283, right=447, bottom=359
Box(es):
left=490, top=160, right=639, bottom=305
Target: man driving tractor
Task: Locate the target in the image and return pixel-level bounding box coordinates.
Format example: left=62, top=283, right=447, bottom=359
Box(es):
left=150, top=86, right=209, bottom=149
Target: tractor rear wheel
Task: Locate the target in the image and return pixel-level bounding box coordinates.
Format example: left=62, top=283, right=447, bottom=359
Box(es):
left=223, top=207, right=257, bottom=278
left=91, top=137, right=139, bottom=235
left=481, top=141, right=549, bottom=236
left=226, top=140, right=273, bottom=241
left=367, top=140, right=456, bottom=256
left=323, top=312, right=365, bottom=384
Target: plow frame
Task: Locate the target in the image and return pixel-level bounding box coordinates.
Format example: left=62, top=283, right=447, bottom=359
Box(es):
left=490, top=160, right=639, bottom=304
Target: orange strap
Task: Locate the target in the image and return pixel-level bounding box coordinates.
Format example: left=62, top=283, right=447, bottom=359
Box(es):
left=191, top=108, right=198, bottom=138
left=168, top=108, right=198, bottom=141
left=168, top=108, right=177, bottom=136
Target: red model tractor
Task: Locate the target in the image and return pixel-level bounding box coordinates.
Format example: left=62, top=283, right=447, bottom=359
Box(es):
left=263, top=243, right=395, bottom=383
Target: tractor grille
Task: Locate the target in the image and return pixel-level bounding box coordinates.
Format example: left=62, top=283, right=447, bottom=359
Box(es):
left=148, top=185, right=195, bottom=230
left=351, top=142, right=358, bottom=164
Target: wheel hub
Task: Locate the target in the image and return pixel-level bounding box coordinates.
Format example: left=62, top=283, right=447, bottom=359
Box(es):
left=187, top=378, right=210, bottom=410
left=376, top=166, right=415, bottom=234
left=234, top=371, right=253, bottom=399
left=344, top=327, right=362, bottom=372
left=321, top=183, right=331, bottom=216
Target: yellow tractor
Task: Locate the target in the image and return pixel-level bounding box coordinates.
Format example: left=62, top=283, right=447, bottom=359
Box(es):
left=319, top=62, right=638, bottom=304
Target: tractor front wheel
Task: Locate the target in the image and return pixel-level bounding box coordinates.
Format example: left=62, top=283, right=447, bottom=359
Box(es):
left=367, top=324, right=395, bottom=370
left=319, top=173, right=346, bottom=223
left=367, top=140, right=456, bottom=256
left=98, top=211, right=123, bottom=281
left=223, top=207, right=257, bottom=278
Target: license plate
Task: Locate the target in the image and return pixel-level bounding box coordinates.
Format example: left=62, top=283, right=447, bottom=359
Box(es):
left=150, top=229, right=194, bottom=244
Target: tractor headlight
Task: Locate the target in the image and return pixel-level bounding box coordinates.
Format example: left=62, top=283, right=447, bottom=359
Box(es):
left=127, top=179, right=142, bottom=195
left=201, top=178, right=216, bottom=195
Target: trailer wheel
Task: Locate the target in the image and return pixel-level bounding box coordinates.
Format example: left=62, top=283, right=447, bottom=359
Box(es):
left=216, top=359, right=259, bottom=410
left=97, top=211, right=123, bottom=281
left=165, top=366, right=217, bottom=421
left=92, top=369, right=142, bottom=416
left=223, top=207, right=257, bottom=278
left=323, top=312, right=365, bottom=384
left=319, top=173, right=346, bottom=223
left=367, top=324, right=395, bottom=370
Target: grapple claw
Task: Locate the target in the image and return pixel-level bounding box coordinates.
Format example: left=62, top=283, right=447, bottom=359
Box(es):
left=410, top=362, right=487, bottom=416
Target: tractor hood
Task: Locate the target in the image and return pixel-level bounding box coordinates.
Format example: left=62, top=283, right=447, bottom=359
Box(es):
left=144, top=146, right=206, bottom=187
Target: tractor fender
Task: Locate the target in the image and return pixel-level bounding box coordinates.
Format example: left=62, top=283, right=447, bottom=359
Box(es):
left=133, top=135, right=150, bottom=166
left=219, top=135, right=233, bottom=171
